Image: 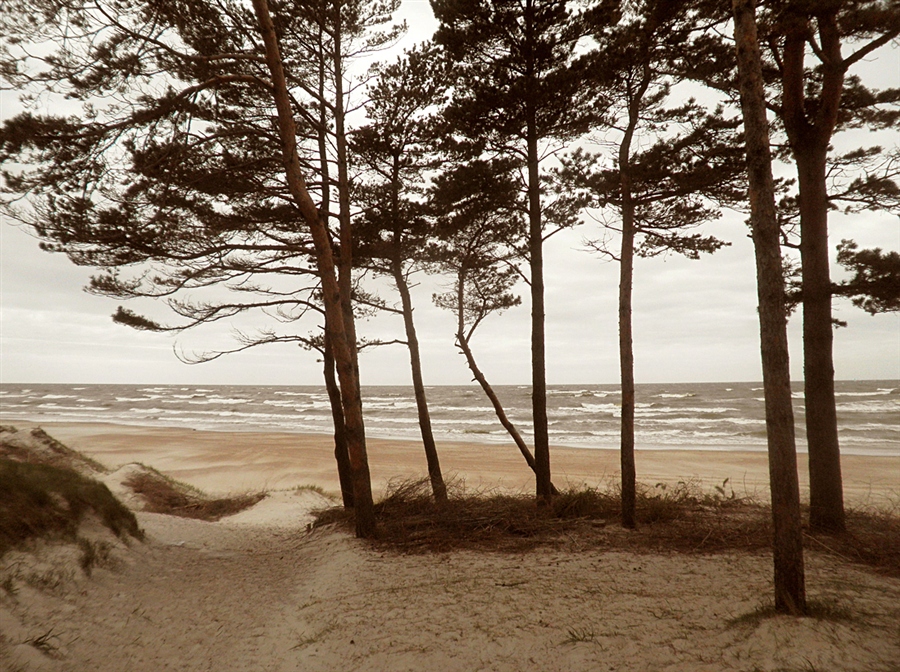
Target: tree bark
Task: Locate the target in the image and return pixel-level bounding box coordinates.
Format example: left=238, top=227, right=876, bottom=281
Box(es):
left=781, top=14, right=846, bottom=533
left=618, top=164, right=637, bottom=530
left=312, top=23, right=353, bottom=510
left=524, top=0, right=552, bottom=506
left=732, top=0, right=806, bottom=615
left=322, top=326, right=354, bottom=509
left=252, top=0, right=376, bottom=539
left=797, top=149, right=845, bottom=532
left=331, top=6, right=368, bottom=486
left=393, top=261, right=448, bottom=501
left=616, top=57, right=651, bottom=531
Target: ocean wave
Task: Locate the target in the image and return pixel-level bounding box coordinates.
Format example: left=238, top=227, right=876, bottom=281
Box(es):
left=36, top=404, right=109, bottom=411
left=273, top=391, right=326, bottom=399
left=836, top=401, right=900, bottom=413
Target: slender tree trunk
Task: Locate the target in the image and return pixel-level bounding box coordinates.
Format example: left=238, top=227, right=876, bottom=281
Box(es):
left=732, top=0, right=806, bottom=615
left=455, top=273, right=559, bottom=495
left=313, top=27, right=353, bottom=509
left=333, top=20, right=357, bottom=356
left=330, top=7, right=369, bottom=496
left=393, top=262, right=447, bottom=501
left=252, top=0, right=376, bottom=539
left=329, top=6, right=378, bottom=531
left=781, top=12, right=846, bottom=533
left=618, top=173, right=637, bottom=530
left=616, top=65, right=649, bottom=531
left=323, top=327, right=354, bottom=508
left=524, top=0, right=552, bottom=506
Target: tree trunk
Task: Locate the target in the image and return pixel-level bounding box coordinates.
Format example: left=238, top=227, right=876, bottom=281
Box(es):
left=313, top=24, right=353, bottom=510
left=323, top=326, right=354, bottom=509
left=618, top=171, right=637, bottom=530
left=732, top=0, right=806, bottom=615
left=456, top=276, right=559, bottom=496
left=796, top=149, right=845, bottom=532
left=780, top=11, right=845, bottom=533
left=616, top=62, right=650, bottom=531
left=393, top=262, right=447, bottom=501
left=252, top=0, right=376, bottom=539
left=329, top=5, right=377, bottom=534
left=524, top=0, right=552, bottom=506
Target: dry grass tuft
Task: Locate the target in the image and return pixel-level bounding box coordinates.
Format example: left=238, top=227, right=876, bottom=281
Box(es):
left=123, top=468, right=266, bottom=522
left=313, top=478, right=900, bottom=577
left=804, top=503, right=900, bottom=578
left=0, top=458, right=143, bottom=556
left=0, top=425, right=107, bottom=475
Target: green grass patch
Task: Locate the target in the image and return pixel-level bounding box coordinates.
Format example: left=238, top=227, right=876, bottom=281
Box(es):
left=0, top=458, right=143, bottom=557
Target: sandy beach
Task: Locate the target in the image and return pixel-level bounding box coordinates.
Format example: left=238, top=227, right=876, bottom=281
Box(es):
left=7, top=419, right=898, bottom=507
left=1, top=419, right=899, bottom=671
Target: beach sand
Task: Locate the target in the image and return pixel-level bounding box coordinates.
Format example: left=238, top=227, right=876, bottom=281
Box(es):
left=7, top=419, right=898, bottom=507
left=1, top=420, right=898, bottom=671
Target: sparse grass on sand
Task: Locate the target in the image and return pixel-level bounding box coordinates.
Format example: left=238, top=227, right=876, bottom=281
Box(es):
left=123, top=466, right=266, bottom=522
left=0, top=458, right=143, bottom=556
left=314, top=477, right=900, bottom=577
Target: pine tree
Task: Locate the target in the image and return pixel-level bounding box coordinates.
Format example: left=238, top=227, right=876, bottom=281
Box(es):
left=558, top=0, right=742, bottom=528
left=732, top=0, right=806, bottom=614
left=352, top=44, right=449, bottom=501
left=431, top=0, right=614, bottom=503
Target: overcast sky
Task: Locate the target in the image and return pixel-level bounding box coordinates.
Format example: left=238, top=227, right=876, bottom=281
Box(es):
left=1, top=2, right=898, bottom=387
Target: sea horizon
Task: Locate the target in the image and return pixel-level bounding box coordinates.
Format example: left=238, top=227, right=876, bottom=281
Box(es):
left=2, top=380, right=897, bottom=457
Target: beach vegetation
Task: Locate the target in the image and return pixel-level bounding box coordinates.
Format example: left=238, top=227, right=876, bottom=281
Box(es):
left=77, top=537, right=113, bottom=577
left=312, top=476, right=900, bottom=580
left=292, top=484, right=333, bottom=498
left=561, top=625, right=597, bottom=645
left=0, top=458, right=143, bottom=558
left=727, top=597, right=855, bottom=629
left=23, top=628, right=61, bottom=657
left=123, top=467, right=265, bottom=522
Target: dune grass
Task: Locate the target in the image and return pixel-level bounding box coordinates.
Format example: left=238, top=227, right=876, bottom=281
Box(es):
left=313, top=478, right=900, bottom=576
left=123, top=467, right=266, bottom=521
left=0, top=458, right=143, bottom=557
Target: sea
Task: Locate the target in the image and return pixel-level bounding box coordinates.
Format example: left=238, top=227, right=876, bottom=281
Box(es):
left=0, top=381, right=897, bottom=457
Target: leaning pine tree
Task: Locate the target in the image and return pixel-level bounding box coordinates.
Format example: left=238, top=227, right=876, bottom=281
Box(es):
left=431, top=0, right=614, bottom=504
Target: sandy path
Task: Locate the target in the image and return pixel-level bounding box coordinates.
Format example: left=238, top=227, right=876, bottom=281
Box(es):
left=13, top=516, right=899, bottom=672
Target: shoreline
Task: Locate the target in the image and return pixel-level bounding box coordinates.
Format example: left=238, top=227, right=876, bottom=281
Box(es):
left=2, top=417, right=896, bottom=508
